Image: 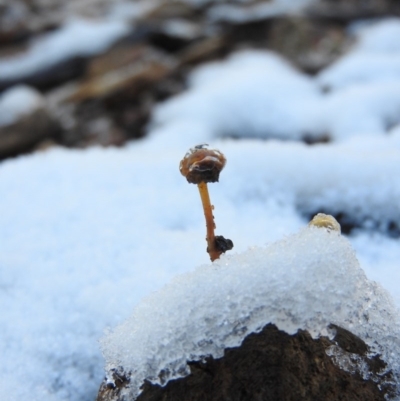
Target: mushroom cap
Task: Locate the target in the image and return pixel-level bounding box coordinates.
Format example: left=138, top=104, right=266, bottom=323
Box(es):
left=308, top=213, right=341, bottom=233
left=179, top=144, right=226, bottom=184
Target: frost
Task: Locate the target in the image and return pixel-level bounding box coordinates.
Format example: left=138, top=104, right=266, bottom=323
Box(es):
left=101, top=227, right=400, bottom=400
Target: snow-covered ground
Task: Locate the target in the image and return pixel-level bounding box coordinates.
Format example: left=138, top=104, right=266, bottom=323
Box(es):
left=1, top=16, right=400, bottom=401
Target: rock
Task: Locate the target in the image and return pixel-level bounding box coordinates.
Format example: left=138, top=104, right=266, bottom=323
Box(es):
left=178, top=35, right=228, bottom=66
left=0, top=108, right=60, bottom=159
left=67, top=45, right=177, bottom=102
left=143, top=2, right=198, bottom=21
left=267, top=17, right=351, bottom=74
left=0, top=1, right=30, bottom=45
left=224, top=15, right=350, bottom=74
left=0, top=56, right=88, bottom=93
left=0, top=85, right=60, bottom=159
left=306, top=0, right=400, bottom=21
left=45, top=44, right=178, bottom=147
left=96, top=324, right=393, bottom=401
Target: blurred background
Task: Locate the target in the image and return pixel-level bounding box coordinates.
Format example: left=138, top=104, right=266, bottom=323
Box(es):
left=1, top=0, right=399, bottom=160
left=2, top=1, right=400, bottom=401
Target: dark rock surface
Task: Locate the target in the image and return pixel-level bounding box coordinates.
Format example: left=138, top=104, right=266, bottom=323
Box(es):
left=0, top=108, right=60, bottom=159
left=97, top=324, right=393, bottom=401
left=306, top=0, right=400, bottom=21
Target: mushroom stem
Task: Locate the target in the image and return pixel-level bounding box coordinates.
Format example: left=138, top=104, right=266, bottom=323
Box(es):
left=197, top=181, right=219, bottom=261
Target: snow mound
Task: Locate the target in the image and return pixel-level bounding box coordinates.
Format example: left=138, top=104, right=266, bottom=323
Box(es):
left=318, top=19, right=400, bottom=90
left=0, top=85, right=44, bottom=126
left=221, top=138, right=400, bottom=230
left=151, top=50, right=320, bottom=144
left=150, top=47, right=400, bottom=144
left=319, top=81, right=400, bottom=138
left=101, top=226, right=400, bottom=400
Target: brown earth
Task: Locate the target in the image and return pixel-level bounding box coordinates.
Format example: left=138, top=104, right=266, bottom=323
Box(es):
left=97, top=324, right=394, bottom=401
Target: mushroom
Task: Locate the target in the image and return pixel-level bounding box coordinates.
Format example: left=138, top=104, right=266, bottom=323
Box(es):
left=180, top=144, right=233, bottom=261
left=309, top=213, right=341, bottom=233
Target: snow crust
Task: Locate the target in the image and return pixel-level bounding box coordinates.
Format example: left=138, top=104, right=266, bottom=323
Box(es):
left=101, top=227, right=400, bottom=399
left=0, top=85, right=44, bottom=126
left=0, top=18, right=130, bottom=80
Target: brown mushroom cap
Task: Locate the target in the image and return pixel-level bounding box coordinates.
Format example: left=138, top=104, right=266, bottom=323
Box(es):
left=179, top=144, right=226, bottom=184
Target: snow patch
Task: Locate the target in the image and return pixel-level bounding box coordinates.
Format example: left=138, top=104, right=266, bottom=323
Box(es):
left=101, top=226, right=400, bottom=400
left=151, top=50, right=321, bottom=143
left=318, top=19, right=400, bottom=90
left=0, top=85, right=44, bottom=127
left=208, top=0, right=315, bottom=23
left=0, top=18, right=130, bottom=81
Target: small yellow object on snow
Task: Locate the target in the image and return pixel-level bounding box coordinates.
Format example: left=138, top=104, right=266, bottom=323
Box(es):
left=309, top=213, right=341, bottom=233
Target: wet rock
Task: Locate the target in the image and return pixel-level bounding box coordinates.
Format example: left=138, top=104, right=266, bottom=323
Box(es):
left=146, top=19, right=204, bottom=54
left=0, top=85, right=60, bottom=159
left=0, top=108, right=60, bottom=159
left=67, top=45, right=177, bottom=103
left=45, top=44, right=179, bottom=147
left=0, top=56, right=88, bottom=93
left=143, top=1, right=199, bottom=22
left=178, top=35, right=228, bottom=66
left=306, top=0, right=400, bottom=21
left=97, top=324, right=393, bottom=401
left=267, top=17, right=351, bottom=74
left=225, top=15, right=350, bottom=74
left=0, top=1, right=30, bottom=45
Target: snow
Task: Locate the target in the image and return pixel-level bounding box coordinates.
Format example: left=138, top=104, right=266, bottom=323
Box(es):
left=101, top=226, right=400, bottom=400
left=222, top=138, right=400, bottom=231
left=0, top=85, right=44, bottom=126
left=150, top=51, right=321, bottom=143
left=1, top=14, right=400, bottom=401
left=318, top=19, right=400, bottom=90
left=0, top=18, right=130, bottom=81
left=1, top=136, right=399, bottom=401
left=150, top=46, right=400, bottom=143
left=208, top=0, right=315, bottom=23
left=318, top=81, right=400, bottom=138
